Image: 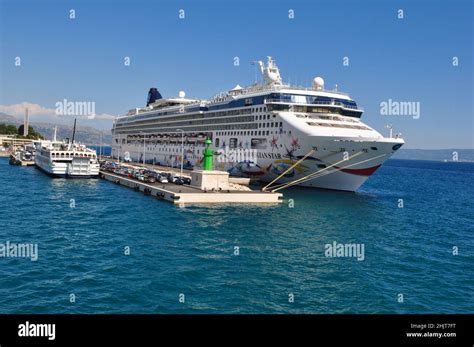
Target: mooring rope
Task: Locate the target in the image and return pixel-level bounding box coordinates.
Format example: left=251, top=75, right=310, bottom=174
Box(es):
left=271, top=152, right=387, bottom=192
left=271, top=151, right=364, bottom=192
left=262, top=149, right=315, bottom=191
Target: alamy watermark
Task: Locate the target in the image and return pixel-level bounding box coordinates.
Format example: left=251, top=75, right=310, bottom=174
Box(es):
left=0, top=241, right=38, bottom=261
left=55, top=98, right=96, bottom=118
left=216, top=146, right=258, bottom=164
left=325, top=241, right=365, bottom=261
left=18, top=321, right=55, bottom=340
left=380, top=98, right=420, bottom=119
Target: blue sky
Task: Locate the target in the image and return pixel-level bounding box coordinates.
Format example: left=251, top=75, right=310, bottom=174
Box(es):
left=0, top=0, right=472, bottom=148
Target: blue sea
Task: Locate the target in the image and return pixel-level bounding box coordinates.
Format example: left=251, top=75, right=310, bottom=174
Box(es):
left=0, top=157, right=472, bottom=314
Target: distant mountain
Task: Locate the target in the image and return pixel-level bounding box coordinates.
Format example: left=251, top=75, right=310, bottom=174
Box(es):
left=0, top=112, right=19, bottom=124
left=392, top=149, right=474, bottom=162
left=0, top=113, right=111, bottom=145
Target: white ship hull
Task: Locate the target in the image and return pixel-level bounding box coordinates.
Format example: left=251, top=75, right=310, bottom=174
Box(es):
left=112, top=134, right=402, bottom=192
left=35, top=157, right=100, bottom=178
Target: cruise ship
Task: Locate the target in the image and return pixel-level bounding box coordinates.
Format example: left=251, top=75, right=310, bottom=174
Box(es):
left=35, top=125, right=100, bottom=178
left=112, top=57, right=404, bottom=191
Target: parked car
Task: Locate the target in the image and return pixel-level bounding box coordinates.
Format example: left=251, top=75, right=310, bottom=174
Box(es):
left=173, top=176, right=184, bottom=185
left=158, top=176, right=168, bottom=184
left=173, top=176, right=191, bottom=185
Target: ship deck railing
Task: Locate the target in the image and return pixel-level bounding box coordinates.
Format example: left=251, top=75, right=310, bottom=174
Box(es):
left=264, top=99, right=363, bottom=111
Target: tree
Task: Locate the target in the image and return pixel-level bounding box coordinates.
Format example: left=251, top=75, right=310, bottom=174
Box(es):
left=17, top=125, right=45, bottom=140
left=0, top=123, right=18, bottom=135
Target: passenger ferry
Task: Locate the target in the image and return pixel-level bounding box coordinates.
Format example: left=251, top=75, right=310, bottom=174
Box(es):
left=35, top=125, right=100, bottom=178
left=112, top=57, right=404, bottom=191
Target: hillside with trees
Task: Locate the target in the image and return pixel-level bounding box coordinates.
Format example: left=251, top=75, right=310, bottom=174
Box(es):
left=0, top=123, right=45, bottom=140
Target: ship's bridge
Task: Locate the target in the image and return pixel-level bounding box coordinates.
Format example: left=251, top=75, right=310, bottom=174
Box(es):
left=264, top=92, right=364, bottom=118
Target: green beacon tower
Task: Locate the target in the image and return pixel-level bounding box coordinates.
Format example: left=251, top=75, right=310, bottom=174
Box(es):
left=203, top=138, right=214, bottom=171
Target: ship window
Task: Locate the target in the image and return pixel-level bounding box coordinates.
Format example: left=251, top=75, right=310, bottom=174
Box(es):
left=251, top=138, right=267, bottom=149
left=371, top=147, right=378, bottom=151
left=229, top=138, right=238, bottom=149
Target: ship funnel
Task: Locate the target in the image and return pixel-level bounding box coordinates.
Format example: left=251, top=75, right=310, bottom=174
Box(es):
left=147, top=88, right=163, bottom=106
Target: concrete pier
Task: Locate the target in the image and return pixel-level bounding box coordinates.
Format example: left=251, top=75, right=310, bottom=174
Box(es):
left=106, top=160, right=258, bottom=186
left=99, top=171, right=282, bottom=205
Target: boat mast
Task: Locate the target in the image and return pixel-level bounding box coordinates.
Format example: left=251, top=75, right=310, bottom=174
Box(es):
left=71, top=118, right=77, bottom=149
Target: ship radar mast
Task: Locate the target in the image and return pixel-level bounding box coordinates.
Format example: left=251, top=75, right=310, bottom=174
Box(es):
left=255, top=56, right=282, bottom=85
